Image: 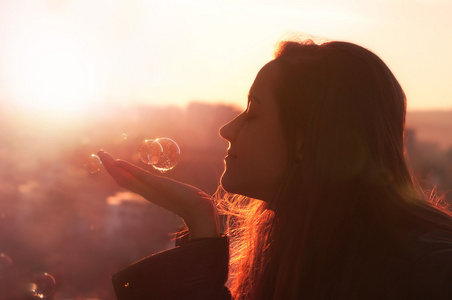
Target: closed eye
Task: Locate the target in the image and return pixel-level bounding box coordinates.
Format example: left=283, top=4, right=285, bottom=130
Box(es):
left=246, top=98, right=259, bottom=118
left=244, top=107, right=255, bottom=122
left=243, top=94, right=262, bottom=123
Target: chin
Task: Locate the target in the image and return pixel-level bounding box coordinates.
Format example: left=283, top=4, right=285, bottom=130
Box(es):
left=220, top=174, right=264, bottom=202
left=220, top=172, right=244, bottom=195
left=220, top=172, right=236, bottom=194
left=220, top=169, right=276, bottom=201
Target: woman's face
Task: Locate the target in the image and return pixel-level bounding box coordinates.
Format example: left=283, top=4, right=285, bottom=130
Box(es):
left=220, top=61, right=288, bottom=201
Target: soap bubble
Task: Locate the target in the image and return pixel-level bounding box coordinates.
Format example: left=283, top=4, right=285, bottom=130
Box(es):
left=31, top=273, right=56, bottom=298
left=138, top=138, right=180, bottom=173
left=139, top=139, right=163, bottom=165
left=151, top=138, right=181, bottom=173
left=84, top=154, right=102, bottom=174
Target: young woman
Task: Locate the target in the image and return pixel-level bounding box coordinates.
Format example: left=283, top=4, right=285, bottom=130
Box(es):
left=98, top=39, right=452, bottom=299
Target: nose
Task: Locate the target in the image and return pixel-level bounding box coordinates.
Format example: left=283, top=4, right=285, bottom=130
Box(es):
left=219, top=113, right=243, bottom=142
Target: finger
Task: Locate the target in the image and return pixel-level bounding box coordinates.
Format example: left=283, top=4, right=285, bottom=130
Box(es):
left=97, top=151, right=116, bottom=167
left=114, top=160, right=151, bottom=178
left=97, top=152, right=146, bottom=191
left=97, top=151, right=121, bottom=177
left=114, top=160, right=200, bottom=209
left=114, top=160, right=168, bottom=188
left=97, top=152, right=126, bottom=180
left=115, top=162, right=196, bottom=203
left=96, top=152, right=180, bottom=213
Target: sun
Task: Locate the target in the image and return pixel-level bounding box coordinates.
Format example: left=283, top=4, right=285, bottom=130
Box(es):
left=3, top=22, right=107, bottom=114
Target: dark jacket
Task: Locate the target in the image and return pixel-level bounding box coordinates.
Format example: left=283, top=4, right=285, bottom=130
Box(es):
left=112, top=236, right=231, bottom=300
left=111, top=232, right=452, bottom=299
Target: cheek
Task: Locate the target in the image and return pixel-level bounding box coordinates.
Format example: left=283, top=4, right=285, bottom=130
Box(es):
left=221, top=120, right=288, bottom=198
left=221, top=142, right=287, bottom=198
left=255, top=127, right=287, bottom=172
left=241, top=125, right=287, bottom=173
left=257, top=145, right=287, bottom=180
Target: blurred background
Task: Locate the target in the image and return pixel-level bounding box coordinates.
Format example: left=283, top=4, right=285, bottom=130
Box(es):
left=0, top=0, right=451, bottom=298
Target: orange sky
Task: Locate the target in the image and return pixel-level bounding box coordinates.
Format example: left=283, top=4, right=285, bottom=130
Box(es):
left=0, top=0, right=451, bottom=113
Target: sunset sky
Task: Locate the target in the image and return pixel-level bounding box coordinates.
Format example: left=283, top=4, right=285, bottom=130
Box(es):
left=0, top=0, right=451, bottom=114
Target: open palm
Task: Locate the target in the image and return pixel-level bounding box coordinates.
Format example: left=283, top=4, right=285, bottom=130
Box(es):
left=98, top=151, right=220, bottom=239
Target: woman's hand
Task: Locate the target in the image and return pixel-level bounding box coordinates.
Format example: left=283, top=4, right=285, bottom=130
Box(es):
left=97, top=151, right=220, bottom=239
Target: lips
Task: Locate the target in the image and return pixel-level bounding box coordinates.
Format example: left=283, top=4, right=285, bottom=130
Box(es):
left=225, top=153, right=237, bottom=163
left=225, top=145, right=237, bottom=160
left=225, top=150, right=237, bottom=159
left=226, top=146, right=237, bottom=157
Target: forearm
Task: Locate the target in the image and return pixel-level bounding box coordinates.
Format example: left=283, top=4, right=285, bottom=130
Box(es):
left=183, top=200, right=221, bottom=240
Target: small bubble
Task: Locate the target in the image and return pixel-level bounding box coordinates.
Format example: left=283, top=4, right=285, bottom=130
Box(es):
left=122, top=133, right=128, bottom=140
left=31, top=272, right=56, bottom=299
left=151, top=138, right=181, bottom=173
left=124, top=282, right=130, bottom=287
left=139, top=139, right=163, bottom=165
left=84, top=154, right=102, bottom=174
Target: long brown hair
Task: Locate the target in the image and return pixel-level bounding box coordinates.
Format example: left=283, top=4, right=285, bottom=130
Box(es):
left=218, top=40, right=452, bottom=299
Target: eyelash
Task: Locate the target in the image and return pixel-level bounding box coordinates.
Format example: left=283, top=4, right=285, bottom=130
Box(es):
left=243, top=101, right=256, bottom=121
left=244, top=110, right=254, bottom=122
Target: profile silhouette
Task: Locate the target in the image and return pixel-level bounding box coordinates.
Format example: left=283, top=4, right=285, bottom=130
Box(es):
left=98, top=38, right=452, bottom=300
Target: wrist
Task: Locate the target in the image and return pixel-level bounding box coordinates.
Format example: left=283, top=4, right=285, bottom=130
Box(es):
left=184, top=203, right=220, bottom=239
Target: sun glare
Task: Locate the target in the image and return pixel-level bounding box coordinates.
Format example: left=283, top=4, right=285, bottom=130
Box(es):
left=3, top=19, right=107, bottom=114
